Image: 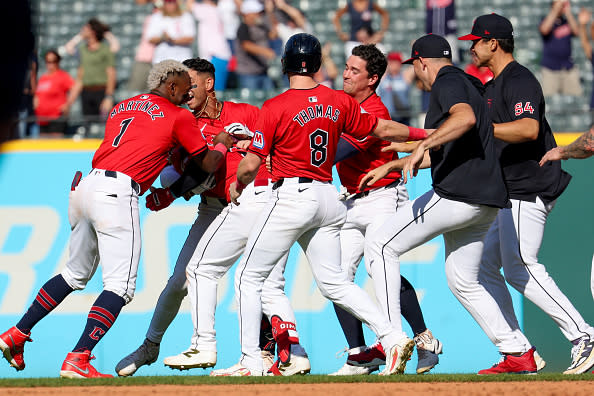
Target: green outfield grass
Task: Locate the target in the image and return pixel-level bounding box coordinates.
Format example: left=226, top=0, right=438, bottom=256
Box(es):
left=0, top=373, right=592, bottom=387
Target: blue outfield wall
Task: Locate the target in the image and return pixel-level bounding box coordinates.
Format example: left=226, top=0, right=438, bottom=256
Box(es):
left=0, top=140, right=525, bottom=377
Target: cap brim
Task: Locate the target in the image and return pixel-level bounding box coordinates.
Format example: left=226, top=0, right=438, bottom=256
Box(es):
left=402, top=57, right=416, bottom=65
left=458, top=34, right=483, bottom=41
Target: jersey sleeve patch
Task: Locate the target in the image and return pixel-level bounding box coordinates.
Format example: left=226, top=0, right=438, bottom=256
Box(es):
left=252, top=130, right=265, bottom=149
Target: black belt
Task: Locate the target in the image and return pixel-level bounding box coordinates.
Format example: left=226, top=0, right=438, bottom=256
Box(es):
left=272, top=177, right=314, bottom=190
left=105, top=170, right=141, bottom=194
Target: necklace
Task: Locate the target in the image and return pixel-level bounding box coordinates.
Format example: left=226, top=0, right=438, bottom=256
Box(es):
left=196, top=96, right=222, bottom=119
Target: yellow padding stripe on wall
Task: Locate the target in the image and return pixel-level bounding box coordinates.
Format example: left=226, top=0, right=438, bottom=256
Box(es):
left=0, top=133, right=585, bottom=153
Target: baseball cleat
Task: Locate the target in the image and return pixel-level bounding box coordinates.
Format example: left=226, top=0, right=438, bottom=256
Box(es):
left=261, top=350, right=275, bottom=373
left=268, top=353, right=311, bottom=376
left=210, top=362, right=264, bottom=376
left=478, top=348, right=537, bottom=375
left=163, top=348, right=216, bottom=370
left=533, top=348, right=546, bottom=371
left=564, top=337, right=594, bottom=374
left=0, top=326, right=32, bottom=371
left=380, top=337, right=415, bottom=375
left=115, top=338, right=159, bottom=376
left=329, top=362, right=379, bottom=375
left=414, top=329, right=443, bottom=374
left=60, top=350, right=113, bottom=378
left=347, top=342, right=386, bottom=367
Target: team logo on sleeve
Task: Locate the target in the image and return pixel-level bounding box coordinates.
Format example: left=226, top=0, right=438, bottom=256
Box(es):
left=514, top=102, right=534, bottom=116
left=253, top=130, right=265, bottom=149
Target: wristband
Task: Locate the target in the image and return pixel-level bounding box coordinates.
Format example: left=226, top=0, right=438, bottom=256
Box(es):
left=407, top=126, right=427, bottom=141
left=214, top=143, right=228, bottom=156
left=235, top=179, right=247, bottom=191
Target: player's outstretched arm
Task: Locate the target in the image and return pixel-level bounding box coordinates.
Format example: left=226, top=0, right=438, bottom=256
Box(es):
left=493, top=118, right=539, bottom=143
left=372, top=119, right=428, bottom=142
left=191, top=132, right=234, bottom=173
left=540, top=126, right=594, bottom=165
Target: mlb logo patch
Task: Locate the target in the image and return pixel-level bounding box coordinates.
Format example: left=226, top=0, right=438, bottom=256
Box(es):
left=309, top=96, right=318, bottom=103
left=252, top=131, right=265, bottom=149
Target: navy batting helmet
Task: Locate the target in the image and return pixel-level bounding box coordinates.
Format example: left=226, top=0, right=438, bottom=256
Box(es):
left=281, top=33, right=322, bottom=75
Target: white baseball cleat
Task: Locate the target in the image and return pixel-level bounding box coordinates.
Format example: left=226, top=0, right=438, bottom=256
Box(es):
left=379, top=337, right=415, bottom=376
left=533, top=349, right=546, bottom=371
left=163, top=349, right=216, bottom=370
left=329, top=362, right=379, bottom=375
left=210, top=362, right=264, bottom=376
left=261, top=350, right=275, bottom=373
left=414, top=329, right=443, bottom=374
left=268, top=353, right=311, bottom=376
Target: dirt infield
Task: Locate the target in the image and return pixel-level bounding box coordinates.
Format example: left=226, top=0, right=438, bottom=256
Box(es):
left=3, top=381, right=594, bottom=396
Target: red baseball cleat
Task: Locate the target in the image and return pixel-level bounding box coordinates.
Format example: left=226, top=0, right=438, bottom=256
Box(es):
left=347, top=342, right=386, bottom=367
left=60, top=350, right=113, bottom=378
left=478, top=348, right=537, bottom=375
left=0, top=326, right=32, bottom=371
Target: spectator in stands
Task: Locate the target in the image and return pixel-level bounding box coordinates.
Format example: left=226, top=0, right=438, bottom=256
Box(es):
left=34, top=50, right=76, bottom=137
left=17, top=51, right=38, bottom=139
left=539, top=0, right=582, bottom=97
left=313, top=42, right=339, bottom=88
left=577, top=7, right=593, bottom=122
left=377, top=51, right=414, bottom=124
left=147, top=0, right=195, bottom=64
left=218, top=0, right=242, bottom=55
left=334, top=0, right=389, bottom=60
left=63, top=20, right=120, bottom=55
left=235, top=0, right=277, bottom=90
left=127, top=0, right=159, bottom=92
left=67, top=18, right=117, bottom=121
left=267, top=0, right=311, bottom=48
left=464, top=63, right=493, bottom=85
left=187, top=0, right=232, bottom=91
left=426, top=0, right=458, bottom=64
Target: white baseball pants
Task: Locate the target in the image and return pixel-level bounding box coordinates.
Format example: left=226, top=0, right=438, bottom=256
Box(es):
left=186, top=181, right=293, bottom=352
left=145, top=196, right=225, bottom=344
left=235, top=179, right=403, bottom=372
left=365, top=189, right=530, bottom=354
left=479, top=198, right=594, bottom=344
left=61, top=169, right=141, bottom=304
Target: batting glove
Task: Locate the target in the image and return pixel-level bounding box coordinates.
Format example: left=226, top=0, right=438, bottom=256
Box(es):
left=146, top=187, right=176, bottom=211
left=224, top=122, right=254, bottom=139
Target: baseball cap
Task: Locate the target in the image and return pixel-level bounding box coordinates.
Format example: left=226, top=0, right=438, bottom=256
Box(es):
left=241, top=0, right=264, bottom=14
left=402, top=34, right=452, bottom=65
left=387, top=52, right=403, bottom=62
left=458, top=13, right=514, bottom=41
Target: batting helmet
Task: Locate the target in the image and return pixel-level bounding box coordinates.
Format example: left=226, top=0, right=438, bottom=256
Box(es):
left=281, top=33, right=322, bottom=75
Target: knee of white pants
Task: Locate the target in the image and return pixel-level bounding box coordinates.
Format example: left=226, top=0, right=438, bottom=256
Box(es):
left=60, top=267, right=90, bottom=291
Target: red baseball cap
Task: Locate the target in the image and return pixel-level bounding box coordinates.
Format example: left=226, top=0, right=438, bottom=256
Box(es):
left=387, top=52, right=403, bottom=62
left=458, top=13, right=514, bottom=41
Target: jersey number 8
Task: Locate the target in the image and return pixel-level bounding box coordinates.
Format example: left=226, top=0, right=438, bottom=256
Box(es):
left=309, top=129, right=328, bottom=167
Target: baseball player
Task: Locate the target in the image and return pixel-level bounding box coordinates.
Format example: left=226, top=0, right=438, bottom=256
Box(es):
left=358, top=34, right=541, bottom=375
left=329, top=44, right=442, bottom=376
left=0, top=60, right=232, bottom=378
left=212, top=33, right=430, bottom=377
left=459, top=14, right=594, bottom=374
left=115, top=58, right=264, bottom=376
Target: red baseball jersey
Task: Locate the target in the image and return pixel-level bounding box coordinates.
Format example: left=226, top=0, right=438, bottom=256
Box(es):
left=197, top=101, right=271, bottom=202
left=336, top=92, right=402, bottom=193
left=92, top=93, right=208, bottom=194
left=248, top=85, right=378, bottom=182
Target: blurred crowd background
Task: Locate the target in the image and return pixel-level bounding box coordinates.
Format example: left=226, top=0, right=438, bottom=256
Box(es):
left=10, top=0, right=594, bottom=140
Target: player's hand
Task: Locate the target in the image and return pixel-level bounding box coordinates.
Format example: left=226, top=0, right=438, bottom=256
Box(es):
left=382, top=141, right=418, bottom=153
left=265, top=155, right=272, bottom=173
left=236, top=139, right=251, bottom=150
left=229, top=181, right=243, bottom=205
left=213, top=131, right=234, bottom=149
left=402, top=144, right=426, bottom=183
left=146, top=187, right=176, bottom=211
left=358, top=163, right=391, bottom=191
left=224, top=122, right=254, bottom=140
left=169, top=146, right=188, bottom=174
left=539, top=146, right=566, bottom=166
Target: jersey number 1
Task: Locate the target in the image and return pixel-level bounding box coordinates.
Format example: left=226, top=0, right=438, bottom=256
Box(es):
left=113, top=117, right=134, bottom=147
left=310, top=129, right=328, bottom=167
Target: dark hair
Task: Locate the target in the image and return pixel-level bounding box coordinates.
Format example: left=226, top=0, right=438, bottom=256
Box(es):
left=183, top=57, right=216, bottom=81
left=496, top=38, right=514, bottom=54
left=44, top=49, right=61, bottom=63
left=351, top=44, right=387, bottom=89
left=87, top=18, right=109, bottom=41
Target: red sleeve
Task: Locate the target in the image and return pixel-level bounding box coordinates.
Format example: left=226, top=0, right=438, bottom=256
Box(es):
left=343, top=95, right=378, bottom=140
left=247, top=102, right=275, bottom=158
left=173, top=109, right=208, bottom=156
